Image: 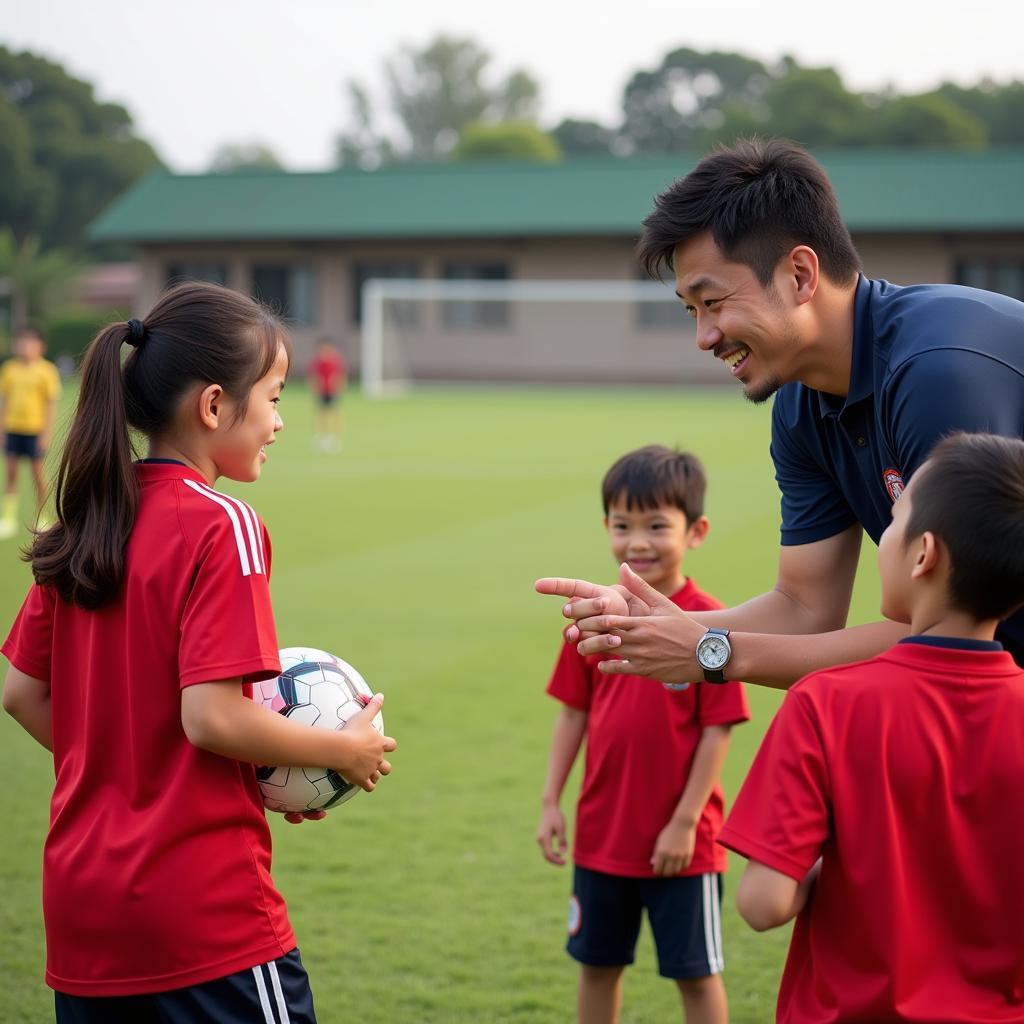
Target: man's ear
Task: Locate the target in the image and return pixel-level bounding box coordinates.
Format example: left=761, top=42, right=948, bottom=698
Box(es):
left=198, top=383, right=225, bottom=431
left=785, top=245, right=820, bottom=307
left=686, top=515, right=710, bottom=549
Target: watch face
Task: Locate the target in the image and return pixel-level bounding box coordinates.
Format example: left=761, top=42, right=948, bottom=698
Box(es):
left=698, top=635, right=730, bottom=670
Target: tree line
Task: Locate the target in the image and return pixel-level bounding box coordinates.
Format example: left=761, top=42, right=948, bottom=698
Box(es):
left=338, top=38, right=1024, bottom=165
left=3, top=37, right=1024, bottom=261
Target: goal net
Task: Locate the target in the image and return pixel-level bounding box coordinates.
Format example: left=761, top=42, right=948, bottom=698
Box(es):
left=360, top=279, right=716, bottom=397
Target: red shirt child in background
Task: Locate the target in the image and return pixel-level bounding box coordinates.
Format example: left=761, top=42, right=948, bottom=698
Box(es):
left=538, top=445, right=748, bottom=1024
left=308, top=338, right=347, bottom=452
left=719, top=432, right=1024, bottom=1024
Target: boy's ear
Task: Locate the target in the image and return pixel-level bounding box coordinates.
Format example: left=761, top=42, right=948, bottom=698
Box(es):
left=909, top=530, right=941, bottom=580
left=686, top=515, right=710, bottom=548
left=198, top=383, right=225, bottom=430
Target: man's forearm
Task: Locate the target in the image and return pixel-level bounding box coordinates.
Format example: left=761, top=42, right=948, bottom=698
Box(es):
left=687, top=587, right=849, bottom=636
left=725, top=619, right=910, bottom=688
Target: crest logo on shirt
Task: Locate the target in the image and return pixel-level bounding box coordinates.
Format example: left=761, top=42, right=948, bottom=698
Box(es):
left=882, top=467, right=905, bottom=503
left=662, top=682, right=691, bottom=692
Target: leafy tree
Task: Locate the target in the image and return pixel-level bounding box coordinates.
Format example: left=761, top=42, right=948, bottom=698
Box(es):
left=0, top=47, right=161, bottom=251
left=336, top=82, right=396, bottom=170
left=336, top=35, right=542, bottom=164
left=870, top=93, right=987, bottom=148
left=935, top=79, right=1024, bottom=144
left=552, top=118, right=617, bottom=157
left=750, top=66, right=868, bottom=147
left=0, top=228, right=80, bottom=332
left=453, top=121, right=562, bottom=162
left=208, top=142, right=284, bottom=173
left=619, top=47, right=771, bottom=153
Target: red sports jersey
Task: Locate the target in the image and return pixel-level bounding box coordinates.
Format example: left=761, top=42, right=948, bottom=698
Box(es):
left=719, top=640, right=1024, bottom=1023
left=2, top=462, right=293, bottom=997
left=309, top=350, right=346, bottom=396
left=547, top=578, right=749, bottom=878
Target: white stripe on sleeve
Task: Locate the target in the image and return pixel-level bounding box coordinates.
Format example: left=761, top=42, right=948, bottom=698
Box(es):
left=182, top=478, right=252, bottom=576
left=198, top=482, right=264, bottom=575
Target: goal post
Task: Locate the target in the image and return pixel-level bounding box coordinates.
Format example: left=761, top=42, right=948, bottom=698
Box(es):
left=359, top=277, right=704, bottom=398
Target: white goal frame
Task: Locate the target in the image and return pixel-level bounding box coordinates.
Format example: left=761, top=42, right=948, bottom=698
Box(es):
left=360, top=278, right=683, bottom=398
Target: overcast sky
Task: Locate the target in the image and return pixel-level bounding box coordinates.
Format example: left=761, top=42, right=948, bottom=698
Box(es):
left=5, top=0, right=1023, bottom=171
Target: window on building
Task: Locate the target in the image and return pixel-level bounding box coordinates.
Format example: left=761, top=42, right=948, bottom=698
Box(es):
left=351, top=262, right=420, bottom=326
left=166, top=262, right=228, bottom=287
left=956, top=258, right=1024, bottom=301
left=251, top=264, right=318, bottom=324
left=442, top=261, right=509, bottom=329
left=635, top=270, right=687, bottom=330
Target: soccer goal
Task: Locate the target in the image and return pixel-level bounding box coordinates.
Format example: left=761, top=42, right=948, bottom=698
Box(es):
left=359, top=278, right=709, bottom=397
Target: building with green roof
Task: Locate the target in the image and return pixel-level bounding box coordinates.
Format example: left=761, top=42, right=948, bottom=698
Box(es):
left=90, top=150, right=1024, bottom=383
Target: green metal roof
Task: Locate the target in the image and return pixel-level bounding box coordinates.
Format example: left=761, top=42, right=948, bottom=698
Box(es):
left=89, top=149, right=1024, bottom=243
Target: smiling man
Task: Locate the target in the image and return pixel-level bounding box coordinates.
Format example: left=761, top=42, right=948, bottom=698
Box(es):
left=537, top=138, right=1024, bottom=685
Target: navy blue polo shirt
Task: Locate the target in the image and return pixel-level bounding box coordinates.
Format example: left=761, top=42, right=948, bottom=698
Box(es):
left=770, top=275, right=1024, bottom=661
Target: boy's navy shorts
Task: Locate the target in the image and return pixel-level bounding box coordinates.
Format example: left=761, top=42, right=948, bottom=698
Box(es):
left=54, top=948, right=316, bottom=1024
left=567, top=865, right=724, bottom=979
left=5, top=431, right=40, bottom=459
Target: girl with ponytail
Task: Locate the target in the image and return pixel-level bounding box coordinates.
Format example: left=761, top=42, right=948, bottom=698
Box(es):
left=2, top=282, right=395, bottom=1023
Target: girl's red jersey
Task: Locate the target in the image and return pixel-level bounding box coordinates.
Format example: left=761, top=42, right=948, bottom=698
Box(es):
left=2, top=462, right=294, bottom=996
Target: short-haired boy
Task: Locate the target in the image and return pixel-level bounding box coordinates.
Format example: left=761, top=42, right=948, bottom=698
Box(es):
left=538, top=445, right=749, bottom=1024
left=0, top=327, right=61, bottom=538
left=718, top=432, right=1024, bottom=1023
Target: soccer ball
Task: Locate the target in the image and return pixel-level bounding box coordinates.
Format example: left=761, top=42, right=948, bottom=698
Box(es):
left=252, top=647, right=383, bottom=814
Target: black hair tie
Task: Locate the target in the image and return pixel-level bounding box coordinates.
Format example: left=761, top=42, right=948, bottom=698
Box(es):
left=125, top=318, right=147, bottom=347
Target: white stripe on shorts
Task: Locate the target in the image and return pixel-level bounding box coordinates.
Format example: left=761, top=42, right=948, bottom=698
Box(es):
left=268, top=959, right=291, bottom=1024
left=183, top=479, right=254, bottom=576
left=251, top=963, right=276, bottom=1023
left=702, top=873, right=724, bottom=974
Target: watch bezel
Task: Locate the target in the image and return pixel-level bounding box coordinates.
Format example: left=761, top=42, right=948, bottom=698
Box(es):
left=696, top=628, right=732, bottom=683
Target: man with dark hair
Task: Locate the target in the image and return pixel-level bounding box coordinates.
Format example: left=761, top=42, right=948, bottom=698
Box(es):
left=537, top=138, right=1024, bottom=683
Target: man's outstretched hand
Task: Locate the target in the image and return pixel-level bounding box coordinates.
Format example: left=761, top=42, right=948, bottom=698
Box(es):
left=535, top=563, right=708, bottom=684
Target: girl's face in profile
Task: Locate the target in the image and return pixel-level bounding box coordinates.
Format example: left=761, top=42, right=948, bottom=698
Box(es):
left=210, top=343, right=289, bottom=483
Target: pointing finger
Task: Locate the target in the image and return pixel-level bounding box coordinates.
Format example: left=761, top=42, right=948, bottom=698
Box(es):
left=535, top=577, right=608, bottom=599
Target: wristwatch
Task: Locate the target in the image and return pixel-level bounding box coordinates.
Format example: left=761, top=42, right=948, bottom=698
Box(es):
left=695, top=628, right=732, bottom=683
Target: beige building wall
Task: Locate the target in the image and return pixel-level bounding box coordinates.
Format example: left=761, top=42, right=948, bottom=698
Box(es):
left=136, top=229, right=1023, bottom=385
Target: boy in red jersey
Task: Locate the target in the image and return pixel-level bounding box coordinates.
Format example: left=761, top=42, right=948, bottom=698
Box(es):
left=308, top=338, right=346, bottom=451
left=537, top=445, right=749, bottom=1024
left=718, top=432, right=1024, bottom=1023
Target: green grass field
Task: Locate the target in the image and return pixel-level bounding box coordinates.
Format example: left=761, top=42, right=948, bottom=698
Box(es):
left=0, top=385, right=882, bottom=1023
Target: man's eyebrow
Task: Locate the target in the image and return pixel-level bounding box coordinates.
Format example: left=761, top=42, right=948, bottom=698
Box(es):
left=675, top=276, right=719, bottom=300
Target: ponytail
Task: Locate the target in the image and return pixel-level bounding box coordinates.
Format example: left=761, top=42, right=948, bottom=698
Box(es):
left=28, top=324, right=139, bottom=608
left=27, top=281, right=288, bottom=608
